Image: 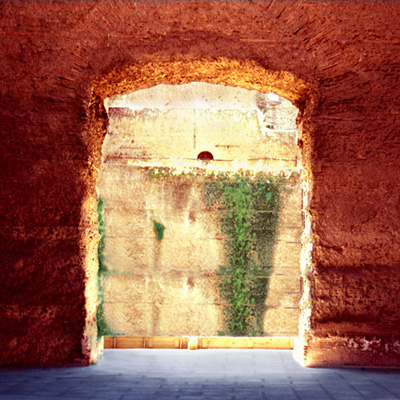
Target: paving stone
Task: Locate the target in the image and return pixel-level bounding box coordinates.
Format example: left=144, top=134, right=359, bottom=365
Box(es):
left=0, top=350, right=400, bottom=400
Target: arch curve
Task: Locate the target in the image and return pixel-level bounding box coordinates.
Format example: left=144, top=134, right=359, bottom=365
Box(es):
left=87, top=58, right=313, bottom=167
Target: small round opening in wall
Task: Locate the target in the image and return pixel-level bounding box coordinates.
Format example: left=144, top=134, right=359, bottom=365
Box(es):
left=197, top=151, right=214, bottom=162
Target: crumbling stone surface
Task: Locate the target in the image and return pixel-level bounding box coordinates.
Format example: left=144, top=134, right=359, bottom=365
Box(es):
left=1, top=1, right=400, bottom=366
left=98, top=84, right=301, bottom=337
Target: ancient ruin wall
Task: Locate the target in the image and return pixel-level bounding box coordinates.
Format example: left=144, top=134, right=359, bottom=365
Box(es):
left=100, top=168, right=302, bottom=337
left=98, top=87, right=301, bottom=337
left=100, top=168, right=225, bottom=336
left=1, top=1, right=400, bottom=367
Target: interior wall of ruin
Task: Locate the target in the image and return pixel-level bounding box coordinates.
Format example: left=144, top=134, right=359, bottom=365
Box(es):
left=1, top=1, right=400, bottom=367
left=98, top=85, right=301, bottom=337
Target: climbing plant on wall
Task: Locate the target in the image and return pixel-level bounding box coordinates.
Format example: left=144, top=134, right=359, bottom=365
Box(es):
left=153, top=220, right=165, bottom=241
left=204, top=173, right=286, bottom=336
left=96, top=197, right=114, bottom=338
left=145, top=166, right=286, bottom=336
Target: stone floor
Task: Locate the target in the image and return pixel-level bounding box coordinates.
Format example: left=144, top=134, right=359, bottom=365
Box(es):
left=1, top=349, right=400, bottom=399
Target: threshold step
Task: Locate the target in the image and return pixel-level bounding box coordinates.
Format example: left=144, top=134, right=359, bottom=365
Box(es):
left=103, top=336, right=294, bottom=350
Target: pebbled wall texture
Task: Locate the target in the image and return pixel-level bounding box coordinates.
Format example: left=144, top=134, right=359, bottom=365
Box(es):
left=1, top=0, right=400, bottom=367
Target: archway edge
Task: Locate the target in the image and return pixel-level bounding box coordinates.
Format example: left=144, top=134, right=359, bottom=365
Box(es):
left=87, top=57, right=315, bottom=171
left=90, top=58, right=313, bottom=110
left=85, top=57, right=314, bottom=365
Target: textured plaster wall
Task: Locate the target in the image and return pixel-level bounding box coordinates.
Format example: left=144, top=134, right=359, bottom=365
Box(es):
left=98, top=84, right=301, bottom=337
left=1, top=1, right=400, bottom=367
left=104, top=83, right=300, bottom=168
left=100, top=168, right=225, bottom=336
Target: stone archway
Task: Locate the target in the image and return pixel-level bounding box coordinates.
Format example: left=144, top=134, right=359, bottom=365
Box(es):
left=3, top=1, right=399, bottom=368
left=83, top=58, right=314, bottom=363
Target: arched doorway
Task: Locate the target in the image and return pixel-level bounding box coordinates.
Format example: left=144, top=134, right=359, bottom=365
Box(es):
left=87, top=59, right=312, bottom=362
left=90, top=73, right=310, bottom=348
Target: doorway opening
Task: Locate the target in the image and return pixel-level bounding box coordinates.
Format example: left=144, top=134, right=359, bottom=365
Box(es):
left=96, top=82, right=302, bottom=341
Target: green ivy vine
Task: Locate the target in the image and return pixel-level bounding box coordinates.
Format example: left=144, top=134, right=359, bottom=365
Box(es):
left=153, top=220, right=165, bottom=241
left=96, top=197, right=114, bottom=338
left=204, top=173, right=286, bottom=336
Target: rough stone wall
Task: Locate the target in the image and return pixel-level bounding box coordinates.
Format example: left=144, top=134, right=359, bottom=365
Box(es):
left=100, top=169, right=302, bottom=337
left=1, top=1, right=400, bottom=367
left=104, top=83, right=300, bottom=168
left=264, top=175, right=302, bottom=336
left=100, top=168, right=224, bottom=336
left=98, top=85, right=301, bottom=336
